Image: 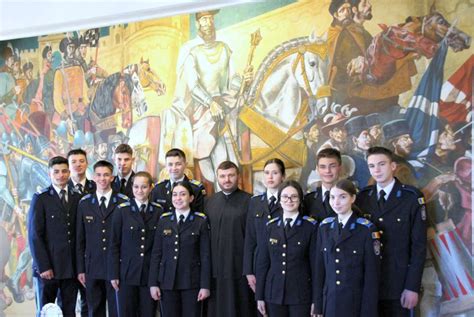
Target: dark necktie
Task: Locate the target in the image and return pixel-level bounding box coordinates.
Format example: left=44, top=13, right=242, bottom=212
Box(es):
left=323, top=190, right=330, bottom=212
left=378, top=190, right=386, bottom=212
left=99, top=196, right=106, bottom=216
left=76, top=183, right=83, bottom=194
left=178, top=214, right=185, bottom=228
left=268, top=196, right=276, bottom=211
left=140, top=204, right=147, bottom=221
left=120, top=178, right=127, bottom=194
left=337, top=221, right=343, bottom=237
left=284, top=218, right=292, bottom=235
left=60, top=189, right=67, bottom=209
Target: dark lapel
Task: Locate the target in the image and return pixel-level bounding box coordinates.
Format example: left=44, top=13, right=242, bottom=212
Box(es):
left=88, top=194, right=102, bottom=217
left=336, top=213, right=357, bottom=246
left=330, top=220, right=339, bottom=244
left=379, top=179, right=404, bottom=217
left=102, top=192, right=119, bottom=219
left=169, top=212, right=179, bottom=234
left=365, top=186, right=380, bottom=217
left=130, top=199, right=145, bottom=225
left=179, top=212, right=194, bottom=233
left=285, top=215, right=302, bottom=241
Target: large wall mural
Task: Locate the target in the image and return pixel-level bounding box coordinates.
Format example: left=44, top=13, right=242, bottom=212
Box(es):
left=0, top=0, right=472, bottom=315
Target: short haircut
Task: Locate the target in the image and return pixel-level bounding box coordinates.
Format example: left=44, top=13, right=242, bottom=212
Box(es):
left=333, top=179, right=357, bottom=196
left=165, top=148, right=186, bottom=160
left=264, top=158, right=286, bottom=176
left=367, top=146, right=394, bottom=161
left=172, top=181, right=195, bottom=197
left=132, top=171, right=153, bottom=186
left=49, top=156, right=68, bottom=168
left=93, top=160, right=114, bottom=173
left=67, top=148, right=87, bottom=159
left=114, top=143, right=133, bottom=155
left=316, top=148, right=342, bottom=165
left=217, top=161, right=239, bottom=173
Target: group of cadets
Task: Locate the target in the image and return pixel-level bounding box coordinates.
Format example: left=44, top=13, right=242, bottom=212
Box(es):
left=27, top=144, right=426, bottom=317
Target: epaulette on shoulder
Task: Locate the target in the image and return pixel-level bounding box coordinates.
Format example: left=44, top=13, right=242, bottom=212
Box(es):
left=194, top=212, right=207, bottom=219
left=39, top=187, right=49, bottom=194
left=320, top=217, right=335, bottom=226
left=356, top=217, right=374, bottom=228
left=302, top=216, right=317, bottom=225
left=305, top=190, right=316, bottom=196
left=80, top=194, right=92, bottom=201
left=401, top=184, right=422, bottom=196
left=252, top=193, right=264, bottom=198
left=190, top=179, right=203, bottom=187
left=116, top=193, right=129, bottom=200
left=359, top=185, right=374, bottom=193
left=118, top=202, right=130, bottom=208
left=150, top=201, right=162, bottom=209
left=156, top=180, right=167, bottom=186
left=266, top=217, right=280, bottom=226
left=160, top=212, right=173, bottom=219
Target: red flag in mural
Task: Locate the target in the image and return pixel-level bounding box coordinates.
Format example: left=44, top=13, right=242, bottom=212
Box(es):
left=439, top=55, right=473, bottom=124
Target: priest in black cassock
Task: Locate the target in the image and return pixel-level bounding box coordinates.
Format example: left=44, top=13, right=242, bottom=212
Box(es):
left=205, top=161, right=257, bottom=317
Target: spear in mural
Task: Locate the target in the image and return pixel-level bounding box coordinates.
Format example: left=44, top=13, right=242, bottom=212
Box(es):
left=238, top=28, right=262, bottom=98
left=6, top=144, right=48, bottom=166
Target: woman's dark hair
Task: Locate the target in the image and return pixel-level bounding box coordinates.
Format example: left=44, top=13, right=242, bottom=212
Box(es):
left=333, top=179, right=357, bottom=196
left=278, top=180, right=304, bottom=213
left=264, top=158, right=286, bottom=176
left=132, top=171, right=153, bottom=186
left=172, top=181, right=195, bottom=198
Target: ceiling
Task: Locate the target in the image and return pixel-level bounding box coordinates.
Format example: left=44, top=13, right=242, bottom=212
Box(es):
left=0, top=0, right=255, bottom=41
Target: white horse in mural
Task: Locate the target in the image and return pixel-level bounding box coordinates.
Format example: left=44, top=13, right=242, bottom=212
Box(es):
left=246, top=35, right=330, bottom=140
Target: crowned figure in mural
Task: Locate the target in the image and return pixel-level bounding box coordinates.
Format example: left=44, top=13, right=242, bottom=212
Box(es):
left=160, top=10, right=252, bottom=188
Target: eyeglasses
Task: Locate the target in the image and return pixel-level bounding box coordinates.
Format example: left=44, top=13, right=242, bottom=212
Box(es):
left=280, top=195, right=299, bottom=202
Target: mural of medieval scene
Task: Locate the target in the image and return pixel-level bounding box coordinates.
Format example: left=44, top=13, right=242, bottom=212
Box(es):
left=0, top=0, right=472, bottom=315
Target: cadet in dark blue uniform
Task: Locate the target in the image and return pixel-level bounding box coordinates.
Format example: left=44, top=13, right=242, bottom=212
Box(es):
left=67, top=148, right=95, bottom=317
left=150, top=148, right=206, bottom=213
left=243, top=158, right=285, bottom=295
left=149, top=181, right=211, bottom=316
left=314, top=179, right=380, bottom=317
left=28, top=156, right=80, bottom=317
left=109, top=171, right=162, bottom=316
left=356, top=147, right=426, bottom=316
left=76, top=160, right=128, bottom=317
left=67, top=148, right=96, bottom=195
left=256, top=180, right=318, bottom=317
left=303, top=148, right=342, bottom=221
left=111, top=144, right=135, bottom=198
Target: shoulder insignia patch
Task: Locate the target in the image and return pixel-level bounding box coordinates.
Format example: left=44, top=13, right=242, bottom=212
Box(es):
left=194, top=212, right=207, bottom=219
left=356, top=217, right=373, bottom=228
left=266, top=217, right=280, bottom=226
left=39, top=187, right=49, bottom=194
left=118, top=202, right=130, bottom=208
left=373, top=240, right=381, bottom=256
left=320, top=217, right=335, bottom=226
left=190, top=179, right=203, bottom=186
left=418, top=197, right=425, bottom=205
left=302, top=216, right=317, bottom=225
left=372, top=231, right=381, bottom=239
left=160, top=212, right=173, bottom=218
left=80, top=194, right=92, bottom=201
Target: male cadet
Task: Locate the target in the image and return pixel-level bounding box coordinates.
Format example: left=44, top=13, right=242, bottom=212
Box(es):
left=28, top=156, right=81, bottom=317
left=151, top=148, right=206, bottom=213
left=76, top=160, right=128, bottom=317
left=205, top=161, right=256, bottom=317
left=67, top=148, right=96, bottom=194
left=303, top=148, right=342, bottom=221
left=356, top=147, right=426, bottom=316
left=111, top=144, right=135, bottom=198
left=67, top=148, right=94, bottom=316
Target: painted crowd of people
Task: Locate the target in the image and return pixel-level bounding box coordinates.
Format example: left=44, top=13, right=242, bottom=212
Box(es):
left=28, top=144, right=426, bottom=317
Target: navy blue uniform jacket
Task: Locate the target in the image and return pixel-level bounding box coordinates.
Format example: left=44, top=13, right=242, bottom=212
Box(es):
left=148, top=211, right=211, bottom=290
left=303, top=187, right=336, bottom=221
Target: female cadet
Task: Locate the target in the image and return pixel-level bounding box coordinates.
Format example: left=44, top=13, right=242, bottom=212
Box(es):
left=149, top=181, right=210, bottom=316
left=314, top=179, right=380, bottom=317
left=243, top=158, right=286, bottom=293
left=109, top=171, right=162, bottom=316
left=256, top=180, right=318, bottom=317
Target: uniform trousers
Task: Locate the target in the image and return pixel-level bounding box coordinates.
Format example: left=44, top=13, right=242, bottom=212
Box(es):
left=267, top=302, right=311, bottom=317
left=379, top=299, right=412, bottom=317
left=161, top=289, right=201, bottom=317
left=33, top=277, right=78, bottom=317
left=85, top=278, right=118, bottom=317
left=117, top=284, right=156, bottom=317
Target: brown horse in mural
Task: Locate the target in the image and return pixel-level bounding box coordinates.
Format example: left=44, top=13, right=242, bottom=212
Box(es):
left=351, top=4, right=471, bottom=85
